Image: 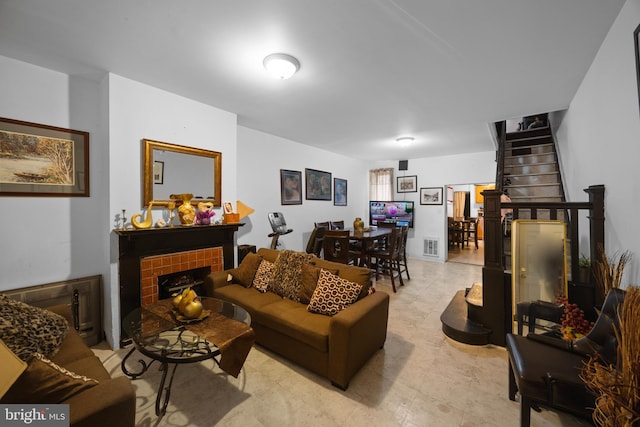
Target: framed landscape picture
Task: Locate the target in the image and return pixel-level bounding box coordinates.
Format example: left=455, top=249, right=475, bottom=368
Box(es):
left=334, top=178, right=347, bottom=206
left=305, top=168, right=332, bottom=200
left=0, top=117, right=89, bottom=197
left=280, top=169, right=302, bottom=205
left=397, top=175, right=417, bottom=193
left=420, top=187, right=443, bottom=205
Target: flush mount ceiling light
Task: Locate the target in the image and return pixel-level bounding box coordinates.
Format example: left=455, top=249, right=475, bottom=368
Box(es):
left=263, top=53, right=300, bottom=80
left=395, top=136, right=415, bottom=146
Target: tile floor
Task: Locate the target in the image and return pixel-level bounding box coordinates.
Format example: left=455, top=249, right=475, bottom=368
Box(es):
left=94, top=257, right=592, bottom=427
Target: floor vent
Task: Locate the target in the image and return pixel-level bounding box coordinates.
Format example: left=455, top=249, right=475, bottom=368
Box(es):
left=423, top=237, right=439, bottom=257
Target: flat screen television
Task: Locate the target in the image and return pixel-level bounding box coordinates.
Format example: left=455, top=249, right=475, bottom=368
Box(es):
left=369, top=201, right=415, bottom=228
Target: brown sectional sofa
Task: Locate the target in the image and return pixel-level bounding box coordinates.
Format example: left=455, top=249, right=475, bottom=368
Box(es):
left=1, top=303, right=135, bottom=427
left=203, top=248, right=390, bottom=390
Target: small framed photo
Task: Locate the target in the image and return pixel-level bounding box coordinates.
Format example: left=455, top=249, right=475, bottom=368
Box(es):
left=153, top=161, right=164, bottom=184
left=397, top=175, right=417, bottom=193
left=420, top=187, right=443, bottom=205
left=333, top=178, right=347, bottom=206
left=223, top=201, right=234, bottom=214
left=280, top=169, right=302, bottom=205
left=305, top=168, right=332, bottom=201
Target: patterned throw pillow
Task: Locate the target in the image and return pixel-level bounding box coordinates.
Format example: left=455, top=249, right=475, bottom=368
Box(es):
left=0, top=294, right=69, bottom=361
left=298, top=264, right=339, bottom=305
left=231, top=253, right=263, bottom=287
left=252, top=260, right=274, bottom=293
left=1, top=352, right=98, bottom=404
left=269, top=250, right=314, bottom=301
left=307, top=269, right=363, bottom=316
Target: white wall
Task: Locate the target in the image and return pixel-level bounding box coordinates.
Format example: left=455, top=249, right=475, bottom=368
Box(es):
left=105, top=74, right=237, bottom=347
left=0, top=55, right=109, bottom=296
left=370, top=151, right=496, bottom=261
left=555, top=0, right=640, bottom=284
left=236, top=126, right=369, bottom=252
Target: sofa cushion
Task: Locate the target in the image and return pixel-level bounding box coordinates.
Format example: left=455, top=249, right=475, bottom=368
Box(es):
left=258, top=299, right=331, bottom=352
left=215, top=284, right=282, bottom=317
left=253, top=259, right=275, bottom=292
left=307, top=270, right=363, bottom=316
left=269, top=250, right=314, bottom=301
left=299, top=265, right=339, bottom=305
left=231, top=253, right=263, bottom=287
left=0, top=294, right=69, bottom=361
left=1, top=352, right=98, bottom=404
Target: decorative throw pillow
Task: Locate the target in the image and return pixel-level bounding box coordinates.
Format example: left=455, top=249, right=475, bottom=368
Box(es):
left=252, top=260, right=274, bottom=293
left=307, top=269, right=363, bottom=316
left=0, top=294, right=69, bottom=361
left=299, top=264, right=338, bottom=305
left=231, top=253, right=263, bottom=287
left=1, top=352, right=98, bottom=404
left=268, top=250, right=314, bottom=301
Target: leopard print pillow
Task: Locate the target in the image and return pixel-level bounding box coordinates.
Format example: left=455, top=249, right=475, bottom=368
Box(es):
left=0, top=294, right=69, bottom=361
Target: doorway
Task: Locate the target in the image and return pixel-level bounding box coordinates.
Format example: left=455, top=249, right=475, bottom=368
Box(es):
left=445, top=182, right=494, bottom=266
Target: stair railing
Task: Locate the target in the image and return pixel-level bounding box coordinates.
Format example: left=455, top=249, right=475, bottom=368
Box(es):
left=479, top=185, right=605, bottom=346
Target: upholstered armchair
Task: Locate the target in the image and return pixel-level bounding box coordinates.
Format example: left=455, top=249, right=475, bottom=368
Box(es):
left=506, top=288, right=625, bottom=427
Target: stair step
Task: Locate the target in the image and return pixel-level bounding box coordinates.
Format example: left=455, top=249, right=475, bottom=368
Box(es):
left=505, top=163, right=559, bottom=174
left=505, top=173, right=560, bottom=186
left=440, top=290, right=491, bottom=346
left=507, top=138, right=554, bottom=148
left=465, top=283, right=483, bottom=307
left=506, top=127, right=551, bottom=140
left=507, top=184, right=562, bottom=198
left=504, top=153, right=557, bottom=164
left=507, top=195, right=564, bottom=202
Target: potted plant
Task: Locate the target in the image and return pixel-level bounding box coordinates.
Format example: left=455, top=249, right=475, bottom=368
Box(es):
left=579, top=254, right=592, bottom=284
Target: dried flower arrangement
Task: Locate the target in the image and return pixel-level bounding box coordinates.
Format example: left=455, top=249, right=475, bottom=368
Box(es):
left=593, top=245, right=631, bottom=297
left=581, top=286, right=640, bottom=426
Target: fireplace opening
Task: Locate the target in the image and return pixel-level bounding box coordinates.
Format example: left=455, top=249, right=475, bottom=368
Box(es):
left=158, top=266, right=210, bottom=300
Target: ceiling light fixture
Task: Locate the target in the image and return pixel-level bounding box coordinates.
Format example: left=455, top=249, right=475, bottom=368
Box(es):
left=396, top=136, right=415, bottom=145
left=263, top=53, right=300, bottom=80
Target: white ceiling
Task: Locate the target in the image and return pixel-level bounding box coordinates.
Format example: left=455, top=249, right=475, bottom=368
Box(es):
left=0, top=0, right=625, bottom=161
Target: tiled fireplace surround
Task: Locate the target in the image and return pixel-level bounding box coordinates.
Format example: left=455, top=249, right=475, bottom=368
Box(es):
left=116, top=224, right=241, bottom=345
left=139, top=247, right=223, bottom=305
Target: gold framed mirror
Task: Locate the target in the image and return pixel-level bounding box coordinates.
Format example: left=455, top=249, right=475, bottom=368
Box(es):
left=142, top=139, right=222, bottom=207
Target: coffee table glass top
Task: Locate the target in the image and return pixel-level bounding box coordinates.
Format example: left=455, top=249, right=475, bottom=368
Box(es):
left=122, top=297, right=251, bottom=363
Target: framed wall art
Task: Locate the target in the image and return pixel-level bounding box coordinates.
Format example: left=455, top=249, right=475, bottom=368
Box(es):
left=397, top=175, right=417, bottom=193
left=0, top=117, right=89, bottom=197
left=153, top=161, right=164, bottom=184
left=420, top=187, right=443, bottom=205
left=280, top=169, right=302, bottom=205
left=334, top=178, right=347, bottom=206
left=305, top=168, right=332, bottom=200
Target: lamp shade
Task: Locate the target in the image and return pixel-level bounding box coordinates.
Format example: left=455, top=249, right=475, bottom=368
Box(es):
left=263, top=53, right=300, bottom=80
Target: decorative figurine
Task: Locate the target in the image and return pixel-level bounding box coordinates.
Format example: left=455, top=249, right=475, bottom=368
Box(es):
left=195, top=201, right=215, bottom=225
left=171, top=193, right=196, bottom=225
left=131, top=202, right=154, bottom=229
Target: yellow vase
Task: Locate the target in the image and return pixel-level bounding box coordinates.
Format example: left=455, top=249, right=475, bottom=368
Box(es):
left=172, top=193, right=195, bottom=225
left=353, top=217, right=364, bottom=232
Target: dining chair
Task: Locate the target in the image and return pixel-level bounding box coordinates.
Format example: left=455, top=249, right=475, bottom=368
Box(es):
left=330, top=220, right=345, bottom=230
left=397, top=225, right=410, bottom=280
left=314, top=221, right=330, bottom=230
left=367, top=227, right=404, bottom=292
left=305, top=226, right=326, bottom=257
left=322, top=233, right=357, bottom=264
left=463, top=218, right=479, bottom=250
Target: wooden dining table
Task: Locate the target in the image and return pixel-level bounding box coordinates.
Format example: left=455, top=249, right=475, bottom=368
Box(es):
left=347, top=227, right=393, bottom=267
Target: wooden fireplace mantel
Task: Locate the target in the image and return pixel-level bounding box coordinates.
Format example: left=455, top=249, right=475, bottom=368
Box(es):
left=115, top=223, right=243, bottom=345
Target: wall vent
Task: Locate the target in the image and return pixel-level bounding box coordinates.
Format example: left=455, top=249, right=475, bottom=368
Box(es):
left=423, top=237, right=439, bottom=257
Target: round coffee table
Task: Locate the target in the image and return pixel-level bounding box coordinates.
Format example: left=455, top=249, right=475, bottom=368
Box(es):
left=121, top=297, right=251, bottom=416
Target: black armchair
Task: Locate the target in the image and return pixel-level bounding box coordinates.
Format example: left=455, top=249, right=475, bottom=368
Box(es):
left=506, top=288, right=625, bottom=427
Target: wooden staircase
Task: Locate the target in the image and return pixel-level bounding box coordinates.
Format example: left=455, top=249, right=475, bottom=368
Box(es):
left=441, top=116, right=604, bottom=347
left=503, top=125, right=565, bottom=208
